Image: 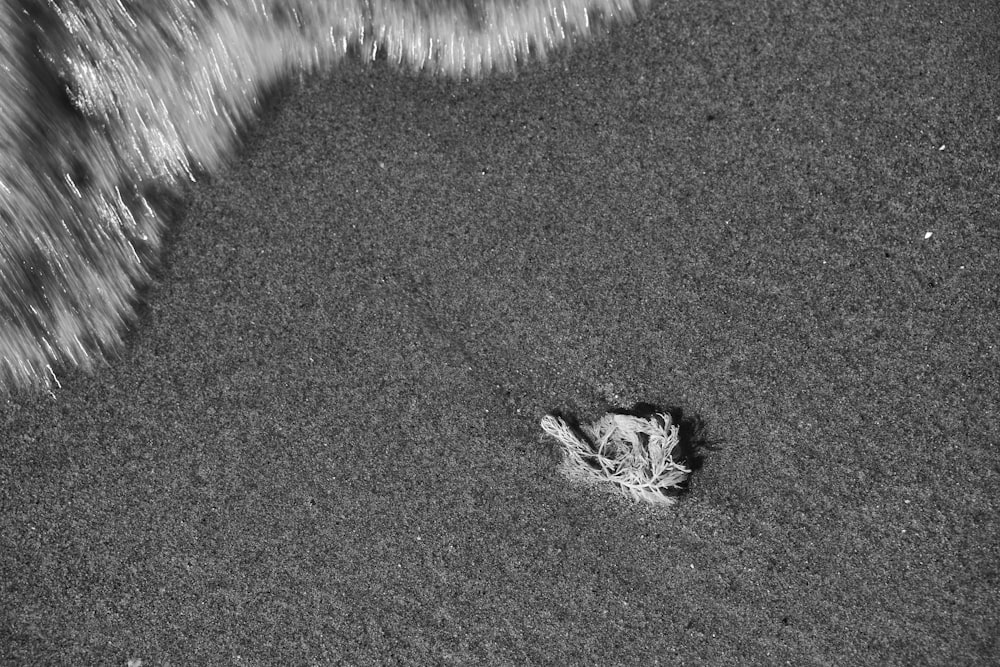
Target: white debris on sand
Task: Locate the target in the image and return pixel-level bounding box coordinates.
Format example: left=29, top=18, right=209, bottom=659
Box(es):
left=541, top=411, right=691, bottom=506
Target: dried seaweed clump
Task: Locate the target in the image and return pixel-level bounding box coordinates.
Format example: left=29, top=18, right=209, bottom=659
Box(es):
left=541, top=411, right=691, bottom=506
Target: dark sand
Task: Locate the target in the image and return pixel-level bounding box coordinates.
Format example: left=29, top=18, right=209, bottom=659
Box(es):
left=2, top=1, right=997, bottom=664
